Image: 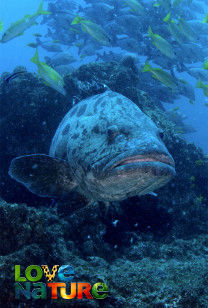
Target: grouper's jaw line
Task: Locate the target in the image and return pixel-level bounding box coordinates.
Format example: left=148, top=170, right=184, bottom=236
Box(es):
left=86, top=152, right=175, bottom=201
left=108, top=153, right=175, bottom=171
left=91, top=151, right=175, bottom=200
left=88, top=159, right=175, bottom=201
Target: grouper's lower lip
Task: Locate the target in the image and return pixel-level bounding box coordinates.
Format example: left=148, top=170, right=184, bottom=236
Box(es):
left=111, top=154, right=175, bottom=170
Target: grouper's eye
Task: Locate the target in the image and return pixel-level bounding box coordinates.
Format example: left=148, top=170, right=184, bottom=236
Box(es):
left=107, top=125, right=130, bottom=145
left=107, top=125, right=119, bottom=144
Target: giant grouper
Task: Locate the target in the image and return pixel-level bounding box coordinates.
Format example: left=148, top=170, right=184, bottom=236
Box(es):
left=9, top=90, right=175, bottom=203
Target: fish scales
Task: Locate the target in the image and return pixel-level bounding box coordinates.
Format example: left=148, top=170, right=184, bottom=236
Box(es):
left=9, top=90, right=175, bottom=203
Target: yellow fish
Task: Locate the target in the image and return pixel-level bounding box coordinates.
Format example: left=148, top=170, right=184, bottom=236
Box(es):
left=148, top=26, right=175, bottom=59
left=71, top=15, right=111, bottom=46
left=163, top=13, right=185, bottom=45
left=31, top=49, right=66, bottom=96
left=153, top=0, right=171, bottom=10
left=178, top=17, right=197, bottom=41
left=203, top=59, right=208, bottom=70
left=1, top=2, right=50, bottom=43
left=142, top=61, right=177, bottom=90
left=196, top=79, right=208, bottom=97
left=202, top=14, right=208, bottom=23
left=124, top=0, right=145, bottom=15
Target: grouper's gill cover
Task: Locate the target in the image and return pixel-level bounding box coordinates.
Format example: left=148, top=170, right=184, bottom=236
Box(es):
left=9, top=90, right=175, bottom=202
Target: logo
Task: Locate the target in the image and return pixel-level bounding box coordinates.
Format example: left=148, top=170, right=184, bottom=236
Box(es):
left=14, top=265, right=108, bottom=300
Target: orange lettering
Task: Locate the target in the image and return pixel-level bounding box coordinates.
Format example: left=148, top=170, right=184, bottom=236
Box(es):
left=60, top=282, right=76, bottom=299
left=47, top=282, right=65, bottom=299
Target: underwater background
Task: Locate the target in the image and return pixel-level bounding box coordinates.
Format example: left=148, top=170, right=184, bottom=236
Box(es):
left=0, top=0, right=208, bottom=307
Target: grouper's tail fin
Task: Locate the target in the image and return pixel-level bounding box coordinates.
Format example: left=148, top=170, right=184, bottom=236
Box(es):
left=9, top=154, right=77, bottom=198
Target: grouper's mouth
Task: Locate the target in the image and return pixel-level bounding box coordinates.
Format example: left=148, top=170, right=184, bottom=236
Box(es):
left=90, top=151, right=175, bottom=201
left=102, top=151, right=175, bottom=176
left=111, top=153, right=174, bottom=170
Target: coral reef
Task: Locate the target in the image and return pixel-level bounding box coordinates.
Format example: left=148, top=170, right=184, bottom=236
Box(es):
left=0, top=61, right=208, bottom=307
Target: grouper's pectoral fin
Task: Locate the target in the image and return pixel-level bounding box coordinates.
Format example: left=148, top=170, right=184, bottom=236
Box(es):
left=9, top=154, right=77, bottom=198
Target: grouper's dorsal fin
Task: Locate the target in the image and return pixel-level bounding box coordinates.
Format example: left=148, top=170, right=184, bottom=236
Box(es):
left=9, top=154, right=77, bottom=198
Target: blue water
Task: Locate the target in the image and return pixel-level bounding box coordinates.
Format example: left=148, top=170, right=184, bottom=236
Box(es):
left=0, top=0, right=208, bottom=154
left=1, top=2, right=208, bottom=306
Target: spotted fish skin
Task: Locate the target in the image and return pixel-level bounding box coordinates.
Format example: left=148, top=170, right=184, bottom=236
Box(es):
left=48, top=90, right=175, bottom=201
left=9, top=90, right=175, bottom=202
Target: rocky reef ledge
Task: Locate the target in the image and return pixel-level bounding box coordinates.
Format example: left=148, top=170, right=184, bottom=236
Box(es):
left=0, top=60, right=208, bottom=307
